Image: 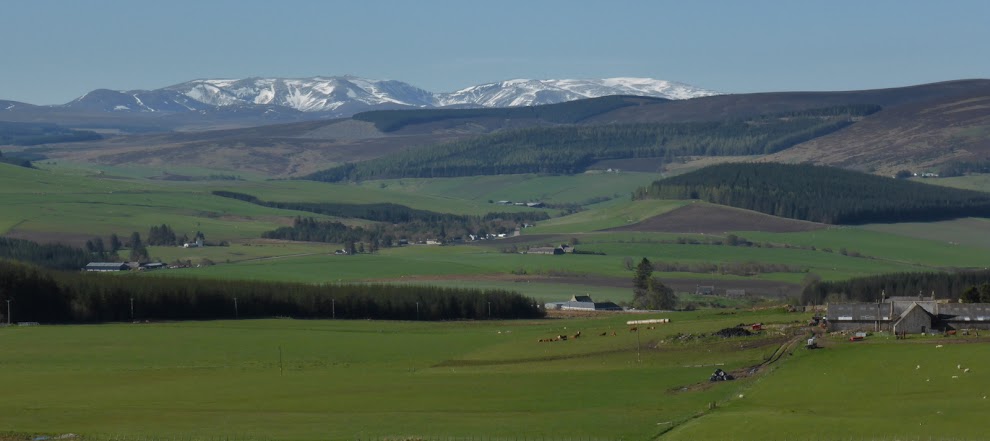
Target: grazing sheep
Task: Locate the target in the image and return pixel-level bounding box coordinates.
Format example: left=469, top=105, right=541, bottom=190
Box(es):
left=936, top=345, right=944, bottom=348
left=964, top=368, right=971, bottom=373
left=916, top=365, right=921, bottom=370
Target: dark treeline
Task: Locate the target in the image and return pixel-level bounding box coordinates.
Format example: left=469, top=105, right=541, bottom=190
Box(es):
left=801, top=269, right=990, bottom=304
left=306, top=106, right=877, bottom=182
left=0, top=150, right=33, bottom=168
left=633, top=163, right=990, bottom=224
left=352, top=95, right=653, bottom=132
left=0, top=237, right=90, bottom=270
left=0, top=260, right=544, bottom=323
left=213, top=191, right=549, bottom=245
left=0, top=121, right=102, bottom=146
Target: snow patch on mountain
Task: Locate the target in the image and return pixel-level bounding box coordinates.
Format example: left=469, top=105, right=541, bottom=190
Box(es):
left=62, top=76, right=719, bottom=115
left=436, top=78, right=718, bottom=107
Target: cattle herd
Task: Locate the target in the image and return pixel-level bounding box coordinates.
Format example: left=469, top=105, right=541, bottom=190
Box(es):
left=538, top=325, right=659, bottom=343
left=538, top=331, right=581, bottom=343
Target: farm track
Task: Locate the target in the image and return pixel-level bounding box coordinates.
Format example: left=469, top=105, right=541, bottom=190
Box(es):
left=656, top=332, right=805, bottom=439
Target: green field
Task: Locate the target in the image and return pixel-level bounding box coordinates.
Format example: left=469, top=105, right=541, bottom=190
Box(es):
left=355, top=172, right=662, bottom=206
left=3, top=313, right=988, bottom=441
left=666, top=338, right=990, bottom=440
left=5, top=162, right=989, bottom=291
left=6, top=151, right=990, bottom=441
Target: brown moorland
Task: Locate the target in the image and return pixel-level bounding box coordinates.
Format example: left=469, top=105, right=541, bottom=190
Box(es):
left=602, top=203, right=826, bottom=234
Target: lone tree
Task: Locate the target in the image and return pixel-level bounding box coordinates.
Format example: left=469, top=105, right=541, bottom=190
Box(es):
left=634, top=257, right=653, bottom=290
left=632, top=276, right=677, bottom=310
left=962, top=286, right=981, bottom=303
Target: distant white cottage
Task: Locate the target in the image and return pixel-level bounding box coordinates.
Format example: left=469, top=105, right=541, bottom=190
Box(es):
left=183, top=237, right=204, bottom=248
left=545, top=295, right=623, bottom=311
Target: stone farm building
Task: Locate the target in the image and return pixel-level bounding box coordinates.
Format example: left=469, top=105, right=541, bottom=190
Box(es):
left=83, top=262, right=130, bottom=272
left=545, top=295, right=623, bottom=311
left=527, top=246, right=563, bottom=255
left=827, top=296, right=990, bottom=334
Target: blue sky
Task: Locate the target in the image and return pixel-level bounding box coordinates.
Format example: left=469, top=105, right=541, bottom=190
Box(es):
left=2, top=0, right=988, bottom=104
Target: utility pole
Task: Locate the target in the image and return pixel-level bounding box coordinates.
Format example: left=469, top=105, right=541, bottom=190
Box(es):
left=416, top=301, right=420, bottom=320
left=234, top=297, right=239, bottom=318
left=332, top=298, right=335, bottom=319
left=5, top=299, right=10, bottom=325
left=488, top=301, right=492, bottom=318
left=130, top=297, right=134, bottom=321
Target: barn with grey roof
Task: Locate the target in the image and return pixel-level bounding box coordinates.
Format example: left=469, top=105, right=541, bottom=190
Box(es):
left=545, top=295, right=623, bottom=311
left=827, top=296, right=990, bottom=334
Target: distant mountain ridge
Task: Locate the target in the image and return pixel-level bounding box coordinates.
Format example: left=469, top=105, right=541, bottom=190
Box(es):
left=58, top=76, right=718, bottom=116
left=12, top=79, right=990, bottom=178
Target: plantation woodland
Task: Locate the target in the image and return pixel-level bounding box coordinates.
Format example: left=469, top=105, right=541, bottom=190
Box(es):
left=802, top=269, right=990, bottom=304
left=0, top=121, right=102, bottom=146
left=0, top=259, right=543, bottom=323
left=308, top=106, right=877, bottom=182
left=634, top=163, right=990, bottom=224
left=351, top=94, right=657, bottom=132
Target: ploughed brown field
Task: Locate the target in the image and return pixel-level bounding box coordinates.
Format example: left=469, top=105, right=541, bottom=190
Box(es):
left=603, top=203, right=826, bottom=234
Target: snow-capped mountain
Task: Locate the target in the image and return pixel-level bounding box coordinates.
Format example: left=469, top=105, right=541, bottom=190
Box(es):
left=168, top=76, right=438, bottom=112
left=437, top=78, right=717, bottom=107
left=62, top=76, right=718, bottom=116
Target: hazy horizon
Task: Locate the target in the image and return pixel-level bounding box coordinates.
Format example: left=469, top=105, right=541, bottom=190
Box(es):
left=3, top=0, right=989, bottom=105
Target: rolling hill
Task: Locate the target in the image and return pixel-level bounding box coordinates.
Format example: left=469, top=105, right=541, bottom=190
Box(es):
left=7, top=79, right=990, bottom=179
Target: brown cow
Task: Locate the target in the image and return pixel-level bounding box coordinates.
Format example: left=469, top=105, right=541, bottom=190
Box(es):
left=629, top=327, right=638, bottom=332
left=599, top=332, right=607, bottom=336
left=610, top=331, right=617, bottom=336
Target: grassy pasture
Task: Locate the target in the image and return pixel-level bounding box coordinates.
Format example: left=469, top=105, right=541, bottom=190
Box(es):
left=665, top=337, right=990, bottom=440
left=859, top=218, right=990, bottom=252
left=0, top=164, right=325, bottom=242
left=355, top=171, right=661, bottom=205
left=740, top=227, right=990, bottom=270
left=921, top=174, right=990, bottom=192
left=524, top=199, right=689, bottom=234
left=5, top=162, right=990, bottom=302
left=155, top=230, right=971, bottom=290
left=1, top=311, right=796, bottom=440
left=149, top=241, right=340, bottom=265
left=226, top=179, right=522, bottom=216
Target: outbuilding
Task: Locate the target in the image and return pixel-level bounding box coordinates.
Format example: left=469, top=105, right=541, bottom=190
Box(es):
left=545, top=295, right=623, bottom=311
left=84, top=262, right=130, bottom=272
left=827, top=297, right=990, bottom=334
